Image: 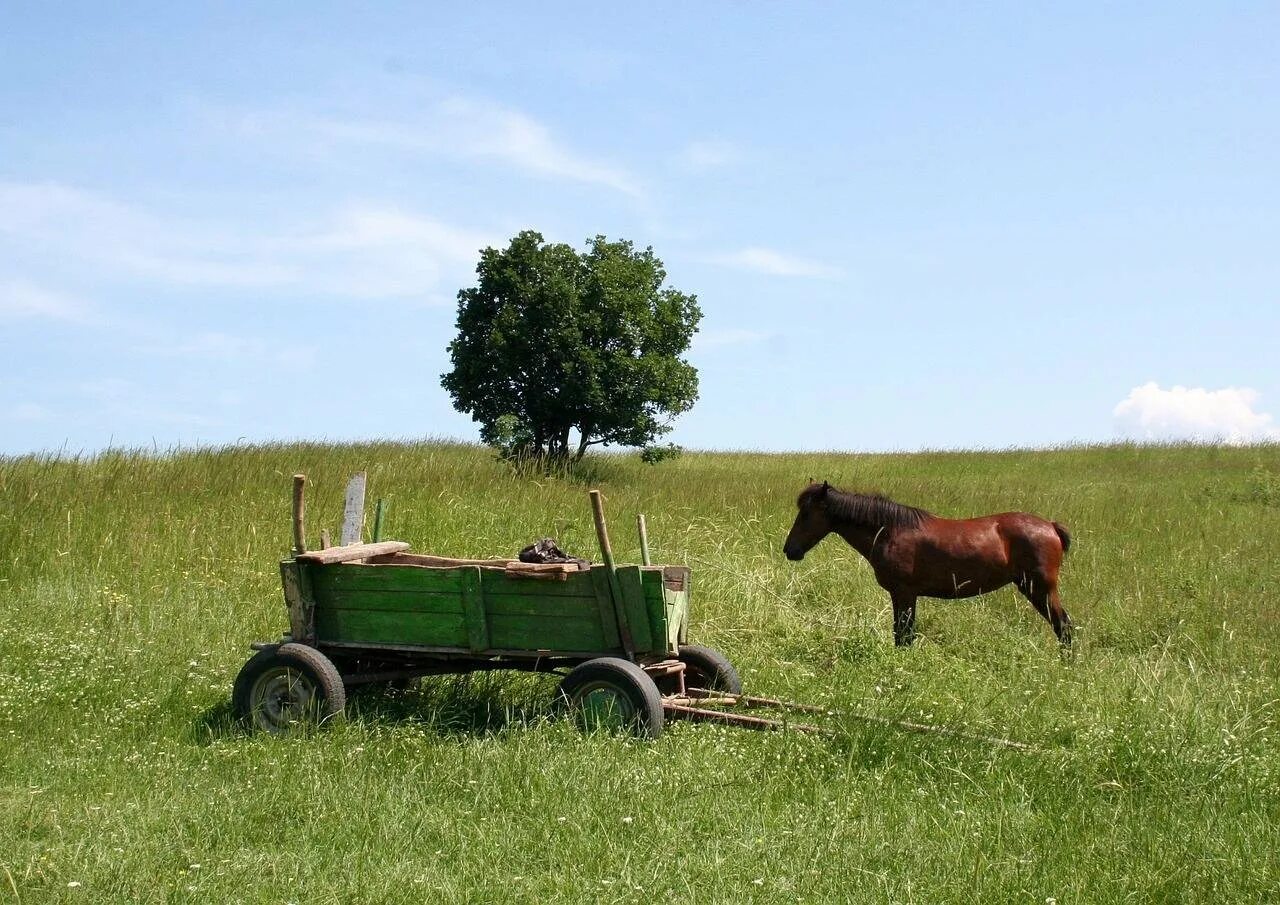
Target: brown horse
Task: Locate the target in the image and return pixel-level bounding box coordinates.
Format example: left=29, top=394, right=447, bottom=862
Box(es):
left=783, top=481, right=1073, bottom=647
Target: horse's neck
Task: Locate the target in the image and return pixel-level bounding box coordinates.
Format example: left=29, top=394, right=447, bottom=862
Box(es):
left=833, top=521, right=886, bottom=561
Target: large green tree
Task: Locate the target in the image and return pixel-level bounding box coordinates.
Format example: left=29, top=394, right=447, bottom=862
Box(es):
left=441, top=231, right=702, bottom=463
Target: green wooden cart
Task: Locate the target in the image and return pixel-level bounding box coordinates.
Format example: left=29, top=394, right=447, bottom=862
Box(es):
left=233, top=475, right=820, bottom=738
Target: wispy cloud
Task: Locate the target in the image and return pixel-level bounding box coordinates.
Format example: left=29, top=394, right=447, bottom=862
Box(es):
left=142, top=331, right=317, bottom=369
left=678, top=139, right=743, bottom=172
left=0, top=278, right=95, bottom=322
left=1114, top=382, right=1280, bottom=444
left=233, top=96, right=643, bottom=198
left=707, top=246, right=842, bottom=279
left=0, top=182, right=497, bottom=301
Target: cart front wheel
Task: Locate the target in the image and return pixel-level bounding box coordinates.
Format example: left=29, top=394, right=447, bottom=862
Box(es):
left=556, top=658, right=664, bottom=739
left=677, top=645, right=742, bottom=695
left=232, top=643, right=346, bottom=735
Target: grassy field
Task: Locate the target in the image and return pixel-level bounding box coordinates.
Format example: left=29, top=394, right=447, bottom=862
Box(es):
left=1, top=441, right=1278, bottom=903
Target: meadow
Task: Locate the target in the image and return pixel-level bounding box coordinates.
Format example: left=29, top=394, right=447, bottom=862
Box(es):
left=1, top=441, right=1278, bottom=903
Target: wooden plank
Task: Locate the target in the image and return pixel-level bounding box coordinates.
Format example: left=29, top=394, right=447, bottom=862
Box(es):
left=311, top=564, right=594, bottom=598
left=295, top=541, right=410, bottom=564
left=292, top=474, right=307, bottom=554
left=460, top=566, right=488, bottom=652
left=317, top=639, right=618, bottom=659
left=367, top=552, right=515, bottom=568
left=590, top=565, right=622, bottom=652
left=637, top=514, right=651, bottom=566
left=340, top=472, right=367, bottom=545
left=280, top=560, right=309, bottom=641
left=487, top=612, right=607, bottom=651
left=484, top=594, right=600, bottom=618
left=640, top=570, right=672, bottom=655
left=311, top=564, right=467, bottom=594
left=313, top=607, right=469, bottom=647
left=311, top=590, right=465, bottom=615
left=617, top=565, right=655, bottom=654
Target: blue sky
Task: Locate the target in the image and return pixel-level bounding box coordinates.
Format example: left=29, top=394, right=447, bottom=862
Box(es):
left=3, top=3, right=1278, bottom=455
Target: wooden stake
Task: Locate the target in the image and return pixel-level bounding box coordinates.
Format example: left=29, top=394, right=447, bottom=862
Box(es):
left=372, top=498, right=386, bottom=543
left=589, top=489, right=634, bottom=658
left=589, top=490, right=614, bottom=569
left=637, top=513, right=652, bottom=566
left=320, top=528, right=332, bottom=550
left=291, top=474, right=307, bottom=555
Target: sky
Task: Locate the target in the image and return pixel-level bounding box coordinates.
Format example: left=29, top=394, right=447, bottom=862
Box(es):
left=2, top=2, right=1278, bottom=455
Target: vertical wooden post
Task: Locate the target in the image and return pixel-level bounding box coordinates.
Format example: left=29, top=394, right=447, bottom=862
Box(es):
left=637, top=513, right=652, bottom=567
left=320, top=529, right=332, bottom=550
left=589, top=490, right=614, bottom=568
left=340, top=472, right=367, bottom=545
left=292, top=474, right=307, bottom=555
left=372, top=498, right=386, bottom=543
left=589, top=489, right=634, bottom=658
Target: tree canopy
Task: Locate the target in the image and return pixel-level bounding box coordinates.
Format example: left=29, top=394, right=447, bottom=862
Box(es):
left=441, top=230, right=702, bottom=463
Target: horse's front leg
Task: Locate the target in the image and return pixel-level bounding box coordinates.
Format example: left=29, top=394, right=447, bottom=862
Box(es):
left=891, top=592, right=918, bottom=646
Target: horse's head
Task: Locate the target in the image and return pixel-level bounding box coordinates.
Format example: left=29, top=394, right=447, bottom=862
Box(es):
left=783, top=480, right=835, bottom=561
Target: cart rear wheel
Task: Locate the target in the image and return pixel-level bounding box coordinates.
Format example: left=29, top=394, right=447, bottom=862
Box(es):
left=232, top=643, right=346, bottom=734
left=678, top=645, right=742, bottom=695
left=556, top=658, right=664, bottom=739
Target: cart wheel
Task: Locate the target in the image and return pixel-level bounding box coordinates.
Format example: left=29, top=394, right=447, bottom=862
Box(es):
left=678, top=645, right=742, bottom=695
left=232, top=643, right=346, bottom=735
left=556, top=658, right=664, bottom=739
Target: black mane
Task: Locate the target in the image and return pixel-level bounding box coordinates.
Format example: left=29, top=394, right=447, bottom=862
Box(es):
left=799, top=484, right=932, bottom=530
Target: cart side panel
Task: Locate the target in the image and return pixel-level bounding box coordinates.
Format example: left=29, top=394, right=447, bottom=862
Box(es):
left=641, top=567, right=689, bottom=653
left=480, top=569, right=617, bottom=652
left=616, top=566, right=657, bottom=654
left=308, top=563, right=470, bottom=648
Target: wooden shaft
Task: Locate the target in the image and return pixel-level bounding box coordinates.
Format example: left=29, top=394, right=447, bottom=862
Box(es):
left=372, top=498, right=386, bottom=543
left=291, top=474, right=307, bottom=555
left=589, top=490, right=614, bottom=568
left=636, top=513, right=651, bottom=566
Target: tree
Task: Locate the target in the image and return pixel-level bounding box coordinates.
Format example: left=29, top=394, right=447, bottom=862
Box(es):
left=441, top=230, right=702, bottom=464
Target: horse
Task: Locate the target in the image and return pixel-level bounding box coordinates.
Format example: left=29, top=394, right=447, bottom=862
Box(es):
left=782, top=481, right=1073, bottom=647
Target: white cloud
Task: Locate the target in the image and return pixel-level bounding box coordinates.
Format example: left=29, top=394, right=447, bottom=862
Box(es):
left=679, top=139, right=742, bottom=171
left=1114, top=382, right=1280, bottom=444
left=234, top=96, right=642, bottom=198
left=708, top=246, right=842, bottom=279
left=0, top=182, right=495, bottom=301
left=0, top=278, right=94, bottom=322
left=145, top=331, right=317, bottom=369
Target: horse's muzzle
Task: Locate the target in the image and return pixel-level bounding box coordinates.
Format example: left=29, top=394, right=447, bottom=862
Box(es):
left=784, top=547, right=804, bottom=562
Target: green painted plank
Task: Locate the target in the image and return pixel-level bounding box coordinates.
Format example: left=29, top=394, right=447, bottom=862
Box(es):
left=486, top=612, right=608, bottom=651
left=589, top=566, right=622, bottom=651
left=311, top=590, right=464, bottom=615
left=460, top=566, right=488, bottom=652
left=616, top=566, right=655, bottom=654
left=640, top=571, right=672, bottom=655
left=475, top=572, right=598, bottom=598
left=484, top=594, right=602, bottom=618
left=313, top=608, right=469, bottom=647
left=310, top=564, right=467, bottom=594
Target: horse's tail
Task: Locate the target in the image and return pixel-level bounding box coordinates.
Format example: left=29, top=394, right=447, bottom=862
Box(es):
left=1052, top=521, right=1072, bottom=554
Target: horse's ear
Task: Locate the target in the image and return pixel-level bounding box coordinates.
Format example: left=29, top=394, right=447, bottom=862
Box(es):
left=819, top=480, right=830, bottom=497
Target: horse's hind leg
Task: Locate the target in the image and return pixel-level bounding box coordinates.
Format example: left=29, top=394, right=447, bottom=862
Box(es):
left=1015, top=576, right=1073, bottom=646
left=891, top=592, right=918, bottom=647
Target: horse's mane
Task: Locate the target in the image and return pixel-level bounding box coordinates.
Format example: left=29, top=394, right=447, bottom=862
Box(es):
left=799, top=484, right=932, bottom=530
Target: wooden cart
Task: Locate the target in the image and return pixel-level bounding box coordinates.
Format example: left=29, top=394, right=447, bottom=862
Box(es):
left=232, top=475, right=821, bottom=738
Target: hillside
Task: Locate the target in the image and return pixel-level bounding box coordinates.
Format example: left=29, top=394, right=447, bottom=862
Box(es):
left=2, top=442, right=1278, bottom=902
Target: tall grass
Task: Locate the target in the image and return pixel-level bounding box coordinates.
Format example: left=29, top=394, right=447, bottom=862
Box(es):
left=1, top=441, right=1278, bottom=902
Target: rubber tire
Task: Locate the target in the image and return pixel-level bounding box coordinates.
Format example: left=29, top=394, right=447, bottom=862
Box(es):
left=678, top=645, right=742, bottom=695
left=232, top=643, right=347, bottom=734
left=555, top=657, right=664, bottom=739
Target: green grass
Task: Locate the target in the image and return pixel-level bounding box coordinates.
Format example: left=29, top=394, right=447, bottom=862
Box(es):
left=2, top=441, right=1278, bottom=903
